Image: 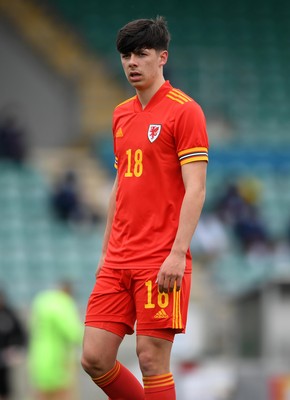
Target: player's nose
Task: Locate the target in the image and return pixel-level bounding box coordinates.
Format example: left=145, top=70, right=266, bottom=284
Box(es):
left=128, top=54, right=138, bottom=66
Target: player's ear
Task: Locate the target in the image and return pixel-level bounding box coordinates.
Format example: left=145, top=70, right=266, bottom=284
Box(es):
left=159, top=50, right=168, bottom=67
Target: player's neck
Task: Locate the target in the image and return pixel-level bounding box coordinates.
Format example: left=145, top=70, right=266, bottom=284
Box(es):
left=136, top=77, right=165, bottom=109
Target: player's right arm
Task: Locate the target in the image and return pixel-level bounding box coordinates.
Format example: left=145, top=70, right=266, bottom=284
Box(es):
left=95, top=175, right=118, bottom=277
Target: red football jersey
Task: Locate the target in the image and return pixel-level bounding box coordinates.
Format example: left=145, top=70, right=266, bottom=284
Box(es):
left=103, top=81, right=209, bottom=271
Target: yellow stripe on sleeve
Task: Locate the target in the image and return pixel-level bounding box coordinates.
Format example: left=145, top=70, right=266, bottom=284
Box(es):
left=178, top=147, right=208, bottom=157
left=180, top=156, right=209, bottom=165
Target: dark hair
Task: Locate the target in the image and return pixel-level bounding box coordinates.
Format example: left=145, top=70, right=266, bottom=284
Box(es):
left=116, top=16, right=171, bottom=54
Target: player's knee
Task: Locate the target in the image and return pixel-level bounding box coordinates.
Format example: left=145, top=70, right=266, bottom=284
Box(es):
left=137, top=348, right=157, bottom=375
left=138, top=345, right=168, bottom=376
left=137, top=337, right=172, bottom=376
left=81, top=350, right=97, bottom=376
left=81, top=349, right=113, bottom=378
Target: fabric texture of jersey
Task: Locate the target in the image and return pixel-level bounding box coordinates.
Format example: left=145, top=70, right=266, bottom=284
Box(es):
left=104, top=81, right=209, bottom=271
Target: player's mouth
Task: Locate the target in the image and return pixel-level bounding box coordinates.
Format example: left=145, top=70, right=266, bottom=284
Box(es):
left=129, top=71, right=142, bottom=81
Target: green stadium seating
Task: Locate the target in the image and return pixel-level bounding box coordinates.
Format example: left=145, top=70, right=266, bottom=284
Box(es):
left=43, top=0, right=290, bottom=148
left=0, top=161, right=102, bottom=307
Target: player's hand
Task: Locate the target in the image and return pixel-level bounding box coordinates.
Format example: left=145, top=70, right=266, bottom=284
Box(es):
left=156, top=251, right=186, bottom=294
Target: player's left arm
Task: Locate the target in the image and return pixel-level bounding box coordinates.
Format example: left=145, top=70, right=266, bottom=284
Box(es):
left=157, top=161, right=207, bottom=293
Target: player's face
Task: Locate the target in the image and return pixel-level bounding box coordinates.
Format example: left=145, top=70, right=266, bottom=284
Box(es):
left=120, top=48, right=168, bottom=90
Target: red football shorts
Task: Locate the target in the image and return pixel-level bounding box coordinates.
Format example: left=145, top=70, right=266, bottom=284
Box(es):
left=85, top=267, right=192, bottom=342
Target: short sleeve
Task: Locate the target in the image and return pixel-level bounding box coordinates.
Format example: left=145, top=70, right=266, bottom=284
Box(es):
left=174, top=101, right=209, bottom=165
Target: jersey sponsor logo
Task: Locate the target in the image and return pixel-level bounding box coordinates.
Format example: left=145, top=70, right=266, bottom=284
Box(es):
left=148, top=124, right=161, bottom=143
left=154, top=309, right=169, bottom=319
left=116, top=128, right=124, bottom=138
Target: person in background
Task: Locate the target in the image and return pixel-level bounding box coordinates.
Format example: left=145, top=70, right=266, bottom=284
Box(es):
left=28, top=281, right=83, bottom=400
left=50, top=171, right=83, bottom=224
left=50, top=170, right=102, bottom=227
left=0, top=288, right=27, bottom=400
left=216, top=181, right=269, bottom=252
left=0, top=115, right=27, bottom=165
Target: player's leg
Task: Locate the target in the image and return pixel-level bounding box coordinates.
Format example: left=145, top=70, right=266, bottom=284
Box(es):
left=81, top=267, right=144, bottom=399
left=82, top=325, right=144, bottom=399
left=81, top=326, right=122, bottom=377
left=133, top=269, right=192, bottom=400
left=137, top=333, right=176, bottom=400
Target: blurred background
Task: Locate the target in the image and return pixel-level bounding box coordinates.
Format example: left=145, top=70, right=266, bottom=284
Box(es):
left=0, top=0, right=290, bottom=399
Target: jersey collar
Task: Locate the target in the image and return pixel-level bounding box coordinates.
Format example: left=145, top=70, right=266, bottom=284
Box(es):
left=134, top=81, right=172, bottom=112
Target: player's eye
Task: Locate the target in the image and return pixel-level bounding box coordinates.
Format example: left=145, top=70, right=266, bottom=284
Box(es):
left=137, top=50, right=148, bottom=57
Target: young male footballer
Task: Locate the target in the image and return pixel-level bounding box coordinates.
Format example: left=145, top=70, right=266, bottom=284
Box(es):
left=81, top=16, right=209, bottom=400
